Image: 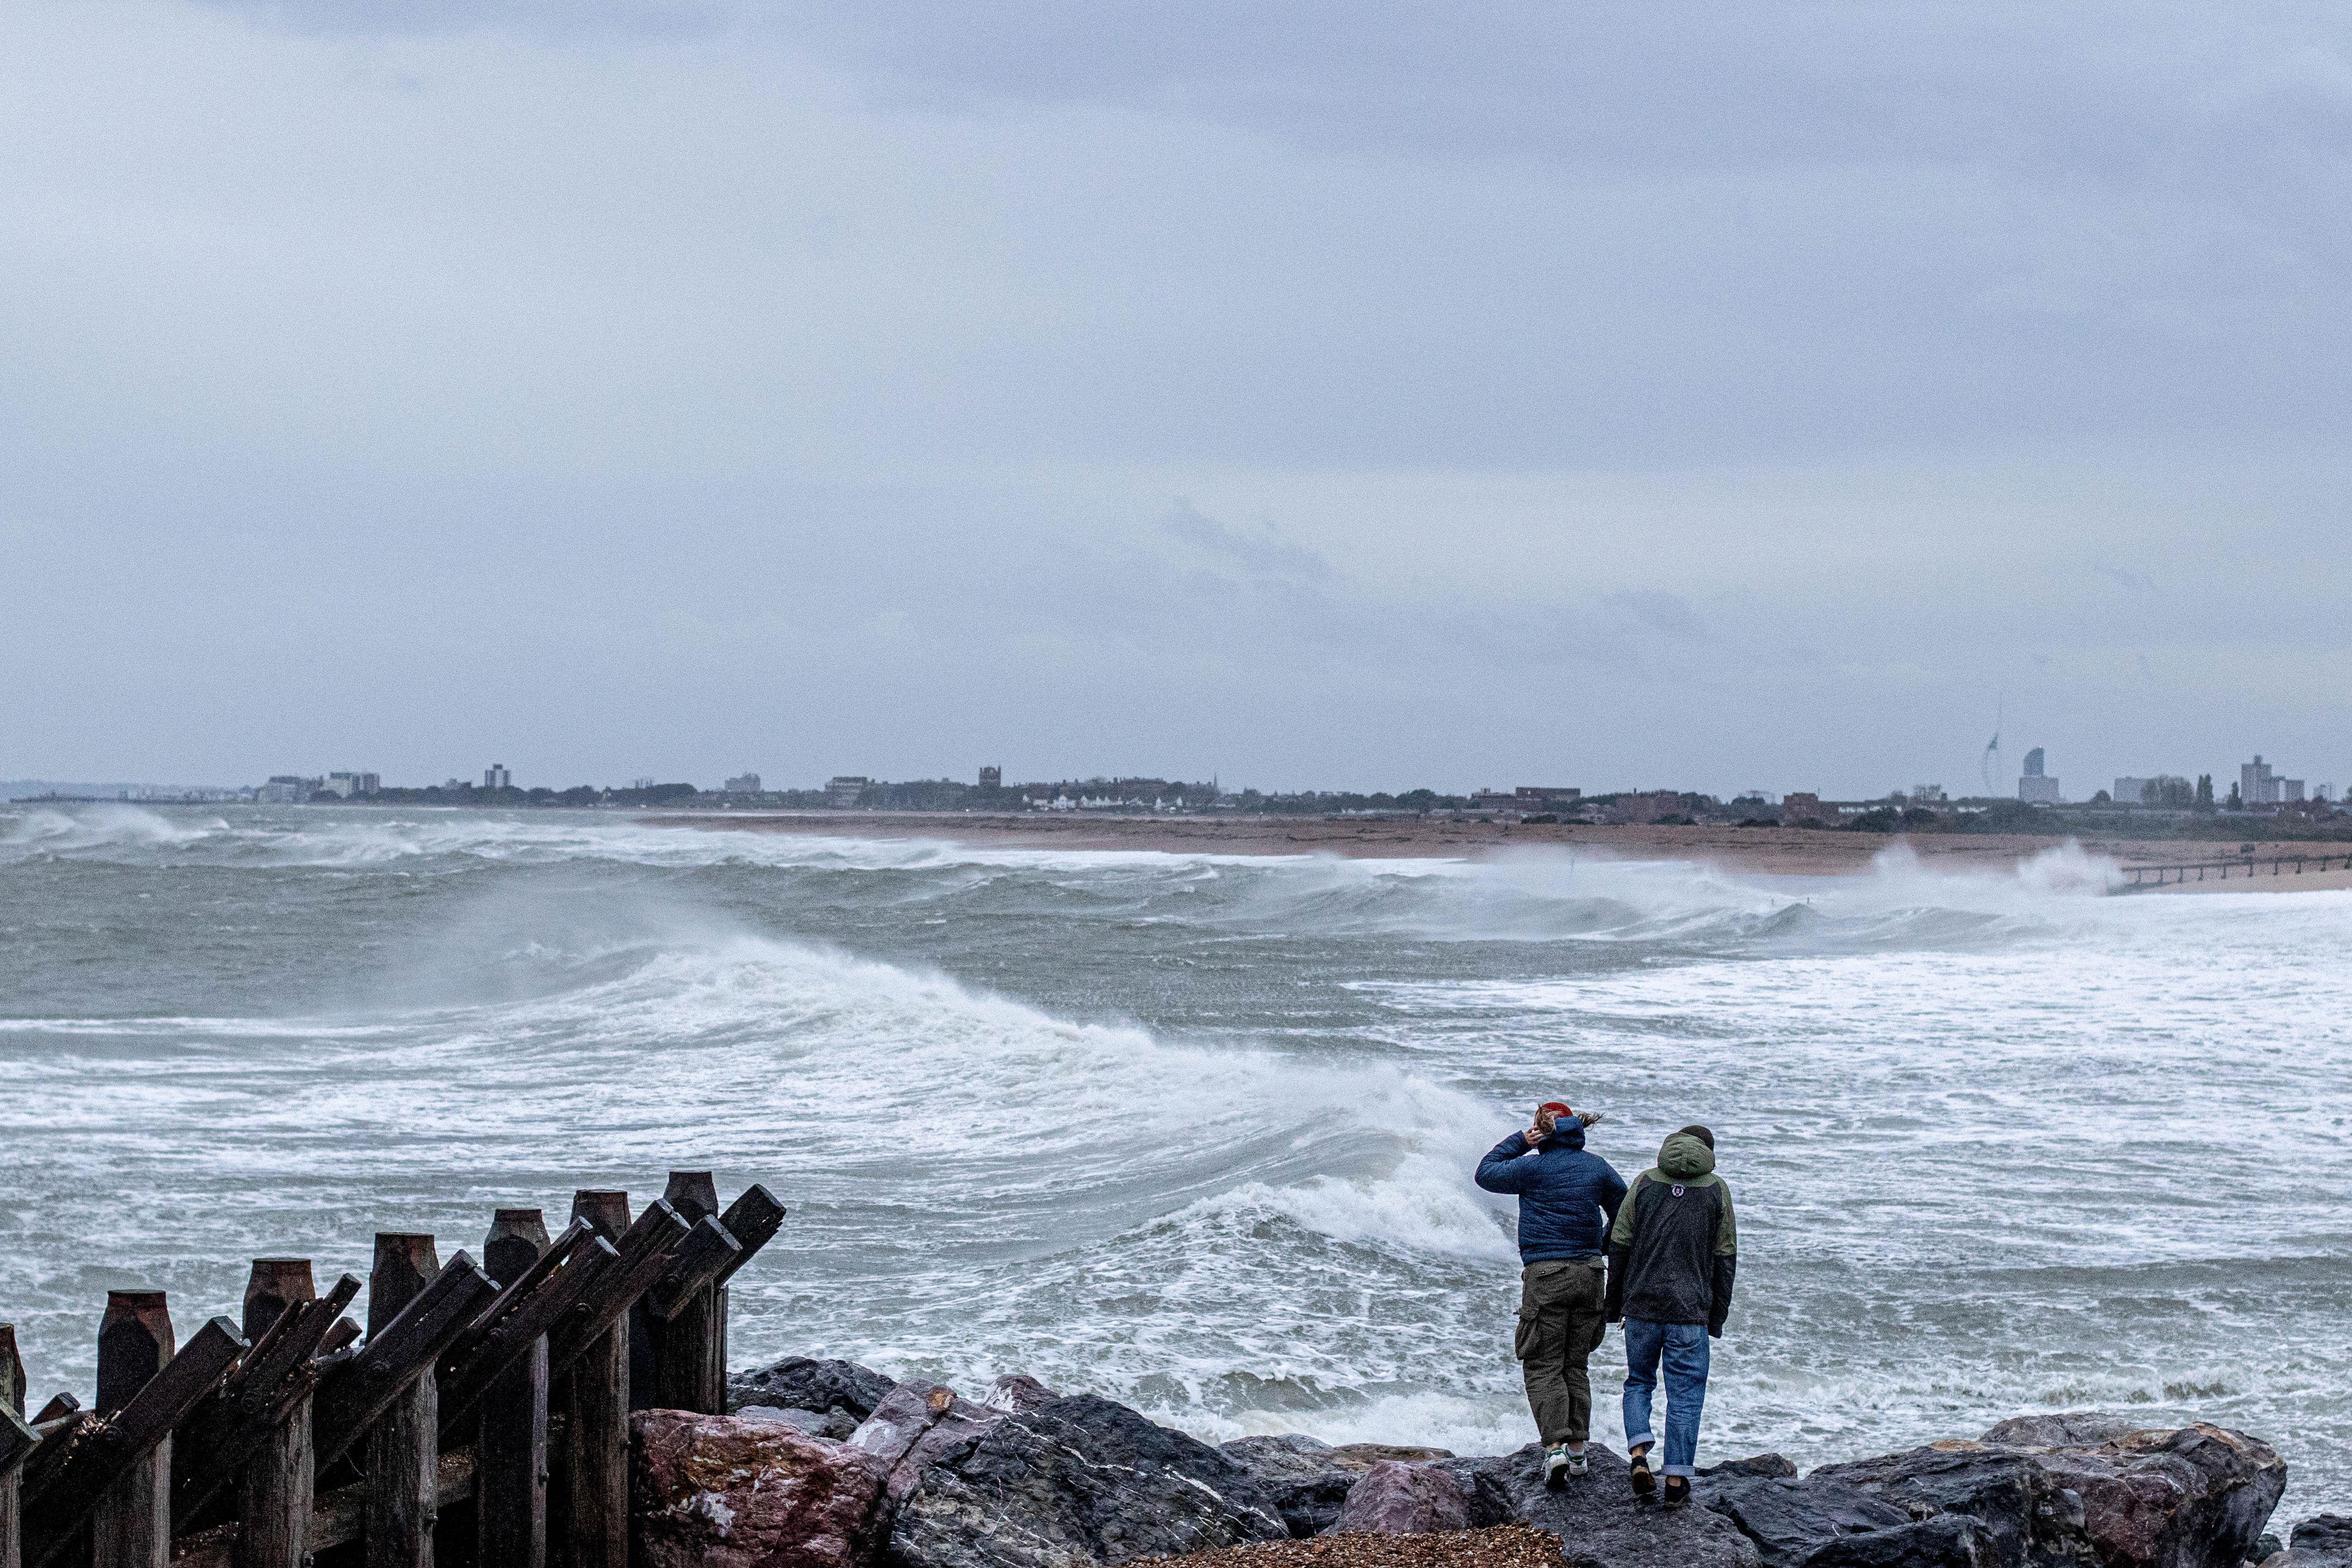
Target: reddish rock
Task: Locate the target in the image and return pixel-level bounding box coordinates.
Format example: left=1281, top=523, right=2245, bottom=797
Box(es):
left=632, top=1408, right=891, bottom=1568
left=1331, top=1462, right=1472, bottom=1536
left=1978, top=1418, right=2287, bottom=1568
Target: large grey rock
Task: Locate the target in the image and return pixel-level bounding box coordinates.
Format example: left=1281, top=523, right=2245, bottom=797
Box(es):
left=2261, top=1515, right=2352, bottom=1567
left=741, top=1404, right=860, bottom=1441
left=1329, top=1461, right=1472, bottom=1534
left=1808, top=1444, right=2090, bottom=1568
left=884, top=1394, right=1290, bottom=1568
left=1703, top=1455, right=1801, bottom=1480
left=1441, top=1443, right=1761, bottom=1568
left=731, top=1357, right=901, bottom=1421
left=1802, top=1514, right=2002, bottom=1567
left=1977, top=1417, right=2287, bottom=1568
left=1982, top=1414, right=2151, bottom=1450
left=851, top=1381, right=1008, bottom=1508
left=1219, top=1435, right=1462, bottom=1537
left=1220, top=1436, right=1361, bottom=1538
left=1695, top=1473, right=1911, bottom=1568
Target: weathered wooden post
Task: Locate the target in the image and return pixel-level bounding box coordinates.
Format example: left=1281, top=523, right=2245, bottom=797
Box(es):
left=365, top=1235, right=441, bottom=1568
left=653, top=1175, right=720, bottom=1414
left=556, top=1194, right=630, bottom=1568
left=478, top=1211, right=551, bottom=1568
left=235, top=1261, right=314, bottom=1568
left=93, top=1292, right=173, bottom=1568
left=3, top=1324, right=31, bottom=1568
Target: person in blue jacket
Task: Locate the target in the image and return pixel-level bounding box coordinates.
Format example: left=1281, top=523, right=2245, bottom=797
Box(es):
left=1475, top=1101, right=1628, bottom=1489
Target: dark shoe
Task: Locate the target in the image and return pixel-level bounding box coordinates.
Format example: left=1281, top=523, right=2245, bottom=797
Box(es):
left=1661, top=1475, right=1689, bottom=1510
left=1628, top=1453, right=1655, bottom=1499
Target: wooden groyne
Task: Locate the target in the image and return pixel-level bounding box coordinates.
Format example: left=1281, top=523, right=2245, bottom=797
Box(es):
left=0, top=1173, right=783, bottom=1568
left=2113, top=852, right=2352, bottom=890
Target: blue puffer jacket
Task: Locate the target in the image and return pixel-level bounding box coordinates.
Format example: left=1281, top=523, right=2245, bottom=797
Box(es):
left=1475, top=1120, right=1629, bottom=1264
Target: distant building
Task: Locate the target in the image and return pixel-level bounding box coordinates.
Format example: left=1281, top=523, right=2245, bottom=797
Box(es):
left=724, top=772, right=762, bottom=794
left=2018, top=748, right=2060, bottom=803
left=1778, top=792, right=1830, bottom=825
left=631, top=776, right=656, bottom=790
left=1608, top=791, right=1698, bottom=825
left=2240, top=756, right=2304, bottom=806
left=979, top=766, right=1002, bottom=789
left=484, top=764, right=512, bottom=790
left=319, top=771, right=379, bottom=799
left=825, top=775, right=871, bottom=808
left=258, top=774, right=319, bottom=804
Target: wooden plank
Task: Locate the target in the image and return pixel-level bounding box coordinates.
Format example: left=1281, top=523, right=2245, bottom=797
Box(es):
left=93, top=1291, right=176, bottom=1568
left=706, top=1186, right=786, bottom=1293
left=309, top=1254, right=495, bottom=1476
left=174, top=1449, right=476, bottom=1568
left=3, top=1325, right=31, bottom=1568
left=438, top=1234, right=616, bottom=1440
left=27, top=1403, right=74, bottom=1430
left=549, top=1205, right=687, bottom=1377
left=643, top=1220, right=739, bottom=1324
left=171, top=1278, right=360, bottom=1528
left=652, top=1174, right=721, bottom=1414
left=442, top=1221, right=594, bottom=1375
left=233, top=1263, right=315, bottom=1568
left=475, top=1211, right=552, bottom=1568
left=363, top=1235, right=441, bottom=1568
left=28, top=1312, right=243, bottom=1568
left=554, top=1194, right=630, bottom=1568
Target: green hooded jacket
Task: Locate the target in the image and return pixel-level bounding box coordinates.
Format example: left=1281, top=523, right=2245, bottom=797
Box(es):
left=1604, top=1130, right=1737, bottom=1334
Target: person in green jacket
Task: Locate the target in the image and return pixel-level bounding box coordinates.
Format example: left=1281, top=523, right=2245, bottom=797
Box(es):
left=1603, top=1125, right=1736, bottom=1510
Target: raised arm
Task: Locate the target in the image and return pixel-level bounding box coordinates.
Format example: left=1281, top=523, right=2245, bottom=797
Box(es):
left=1473, top=1131, right=1536, bottom=1193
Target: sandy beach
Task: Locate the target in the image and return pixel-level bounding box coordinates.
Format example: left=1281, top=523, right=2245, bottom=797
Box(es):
left=657, top=811, right=2352, bottom=892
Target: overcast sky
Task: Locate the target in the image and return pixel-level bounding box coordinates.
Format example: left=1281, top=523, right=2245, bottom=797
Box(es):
left=6, top=2, right=2349, bottom=797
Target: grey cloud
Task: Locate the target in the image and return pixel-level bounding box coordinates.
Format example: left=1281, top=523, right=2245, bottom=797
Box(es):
left=4, top=2, right=2350, bottom=797
left=1157, top=500, right=1335, bottom=585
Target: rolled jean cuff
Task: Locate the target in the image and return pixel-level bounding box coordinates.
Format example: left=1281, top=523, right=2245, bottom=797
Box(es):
left=1624, top=1432, right=1656, bottom=1451
left=1663, top=1464, right=1697, bottom=1478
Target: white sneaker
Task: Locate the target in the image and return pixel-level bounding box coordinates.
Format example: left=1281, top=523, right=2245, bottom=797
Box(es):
left=1567, top=1449, right=1589, bottom=1477
left=1543, top=1444, right=1571, bottom=1490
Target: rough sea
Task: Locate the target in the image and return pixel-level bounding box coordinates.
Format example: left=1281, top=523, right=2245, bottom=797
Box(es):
left=3, top=805, right=2346, bottom=1519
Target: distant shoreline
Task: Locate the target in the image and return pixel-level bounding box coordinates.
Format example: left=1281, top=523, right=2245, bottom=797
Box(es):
left=655, top=811, right=2352, bottom=892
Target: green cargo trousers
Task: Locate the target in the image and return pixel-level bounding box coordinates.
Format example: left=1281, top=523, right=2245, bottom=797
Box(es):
left=1514, top=1258, right=1608, bottom=1446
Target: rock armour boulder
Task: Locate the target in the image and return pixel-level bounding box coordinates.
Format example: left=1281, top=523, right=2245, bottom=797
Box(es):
left=1983, top=1420, right=2285, bottom=1568
left=1330, top=1462, right=1473, bottom=1536
left=884, top=1393, right=1291, bottom=1568
left=632, top=1408, right=892, bottom=1568
left=1440, top=1443, right=1761, bottom=1568
left=2260, top=1515, right=2352, bottom=1568
left=731, top=1357, right=902, bottom=1421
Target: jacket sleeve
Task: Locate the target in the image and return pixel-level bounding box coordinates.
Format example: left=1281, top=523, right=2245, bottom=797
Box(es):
left=1707, top=1180, right=1737, bottom=1338
left=1473, top=1132, right=1534, bottom=1193
left=1602, top=1174, right=1642, bottom=1321
left=1598, top=1161, right=1628, bottom=1230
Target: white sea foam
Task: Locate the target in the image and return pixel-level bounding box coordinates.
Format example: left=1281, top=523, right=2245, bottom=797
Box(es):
left=6, top=810, right=2351, bottom=1515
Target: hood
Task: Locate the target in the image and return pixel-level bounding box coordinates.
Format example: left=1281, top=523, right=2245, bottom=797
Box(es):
left=1657, top=1131, right=1715, bottom=1179
left=1537, top=1118, right=1587, bottom=1151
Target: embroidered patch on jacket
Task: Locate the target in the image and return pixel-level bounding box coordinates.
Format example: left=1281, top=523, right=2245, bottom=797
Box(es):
left=1671, top=1184, right=1686, bottom=1197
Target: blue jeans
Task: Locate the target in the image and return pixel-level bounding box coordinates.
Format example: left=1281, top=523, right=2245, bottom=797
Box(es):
left=1621, top=1319, right=1710, bottom=1476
